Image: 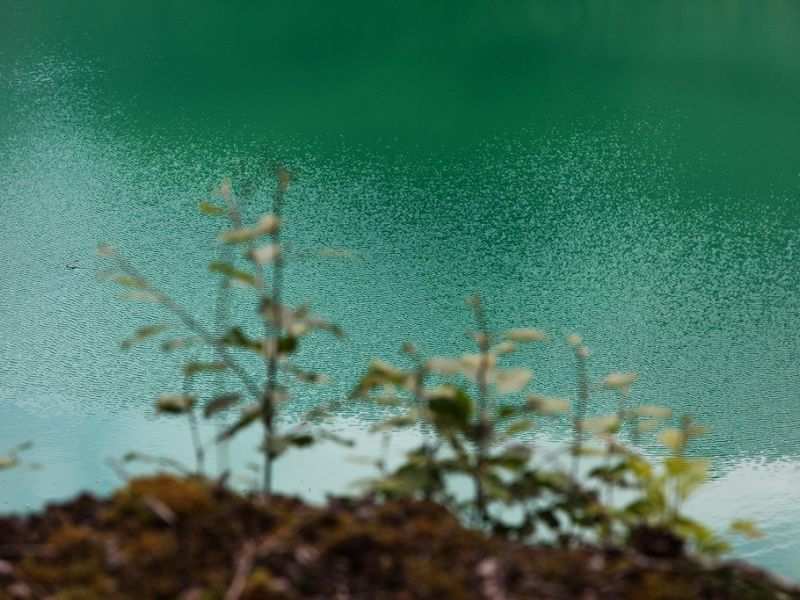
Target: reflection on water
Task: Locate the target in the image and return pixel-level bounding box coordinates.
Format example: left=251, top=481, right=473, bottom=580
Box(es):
left=689, top=458, right=800, bottom=578
left=2, top=408, right=799, bottom=579
left=2, top=0, right=800, bottom=581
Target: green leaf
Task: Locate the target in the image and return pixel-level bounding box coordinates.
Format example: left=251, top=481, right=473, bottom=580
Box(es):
left=496, top=368, right=534, bottom=394
left=371, top=414, right=418, bottom=432
left=182, top=361, right=227, bottom=376
left=387, top=464, right=434, bottom=496
left=161, top=337, right=200, bottom=352
left=673, top=517, right=730, bottom=554
left=571, top=445, right=608, bottom=458
left=315, top=429, right=354, bottom=447
left=674, top=459, right=710, bottom=499
left=425, top=357, right=463, bottom=376
left=492, top=341, right=517, bottom=355
left=248, top=244, right=280, bottom=265
left=729, top=519, right=764, bottom=540
left=659, top=428, right=685, bottom=453
left=491, top=444, right=531, bottom=471
left=350, top=360, right=407, bottom=399
left=527, top=394, right=570, bottom=416
left=589, top=463, right=628, bottom=484
left=505, top=418, right=536, bottom=437
left=122, top=324, right=172, bottom=349
left=302, top=315, right=346, bottom=338
left=503, top=327, right=550, bottom=343
left=286, top=433, right=315, bottom=448
left=601, top=372, right=638, bottom=389
left=664, top=456, right=692, bottom=476
left=698, top=538, right=732, bottom=556
left=267, top=432, right=316, bottom=459
left=277, top=336, right=298, bottom=355
left=203, top=392, right=241, bottom=418
left=480, top=472, right=513, bottom=502
left=497, top=404, right=523, bottom=419
left=629, top=405, right=671, bottom=419
left=218, top=405, right=262, bottom=441
left=0, top=456, right=19, bottom=470
left=282, top=363, right=331, bottom=384
left=199, top=200, right=225, bottom=216
left=428, top=387, right=474, bottom=430
left=221, top=327, right=263, bottom=353
left=625, top=455, right=653, bottom=478
left=209, top=261, right=256, bottom=286
left=219, top=214, right=281, bottom=243
left=578, top=415, right=620, bottom=434
left=258, top=297, right=298, bottom=328
left=156, top=394, right=196, bottom=414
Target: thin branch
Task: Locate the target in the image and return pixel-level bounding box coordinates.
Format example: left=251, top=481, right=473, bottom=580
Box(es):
left=260, top=168, right=290, bottom=496
left=469, top=293, right=492, bottom=525
left=109, top=252, right=263, bottom=401
left=224, top=542, right=256, bottom=600
left=183, top=372, right=205, bottom=477
left=212, top=192, right=242, bottom=478
left=571, top=344, right=589, bottom=481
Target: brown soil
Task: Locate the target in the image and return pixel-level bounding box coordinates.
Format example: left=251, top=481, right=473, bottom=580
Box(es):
left=0, top=475, right=796, bottom=599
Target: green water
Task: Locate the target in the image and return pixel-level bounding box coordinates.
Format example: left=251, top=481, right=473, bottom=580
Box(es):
left=2, top=0, right=800, bottom=579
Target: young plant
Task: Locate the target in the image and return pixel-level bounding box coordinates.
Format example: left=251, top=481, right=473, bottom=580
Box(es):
left=352, top=294, right=558, bottom=529
left=101, top=175, right=763, bottom=559
left=352, top=298, right=758, bottom=555
left=102, top=166, right=346, bottom=496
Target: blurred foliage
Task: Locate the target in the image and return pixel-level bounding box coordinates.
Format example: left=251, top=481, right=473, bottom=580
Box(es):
left=98, top=166, right=764, bottom=565
left=349, top=299, right=759, bottom=556
left=100, top=165, right=348, bottom=494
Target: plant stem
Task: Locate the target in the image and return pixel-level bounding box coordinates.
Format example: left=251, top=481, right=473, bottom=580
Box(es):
left=183, top=372, right=205, bottom=477
left=261, top=168, right=289, bottom=496
left=213, top=246, right=233, bottom=478
left=571, top=345, right=589, bottom=482
left=409, top=358, right=437, bottom=500
left=213, top=188, right=240, bottom=478
left=469, top=294, right=491, bottom=525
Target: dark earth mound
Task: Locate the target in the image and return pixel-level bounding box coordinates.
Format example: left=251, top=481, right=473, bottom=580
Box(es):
left=0, top=476, right=797, bottom=599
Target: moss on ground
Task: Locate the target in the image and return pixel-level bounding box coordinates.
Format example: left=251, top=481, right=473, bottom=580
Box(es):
left=0, top=476, right=796, bottom=599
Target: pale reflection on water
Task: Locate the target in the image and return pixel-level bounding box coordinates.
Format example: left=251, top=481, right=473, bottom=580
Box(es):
left=2, top=408, right=798, bottom=580
left=688, top=457, right=800, bottom=578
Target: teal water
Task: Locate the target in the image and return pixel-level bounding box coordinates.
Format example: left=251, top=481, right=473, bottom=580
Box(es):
left=2, top=0, right=800, bottom=579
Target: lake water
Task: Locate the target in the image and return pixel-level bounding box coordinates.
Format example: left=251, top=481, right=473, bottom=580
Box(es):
left=2, top=0, right=800, bottom=580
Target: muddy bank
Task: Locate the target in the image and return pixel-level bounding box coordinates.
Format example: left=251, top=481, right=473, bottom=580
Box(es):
left=0, top=476, right=796, bottom=599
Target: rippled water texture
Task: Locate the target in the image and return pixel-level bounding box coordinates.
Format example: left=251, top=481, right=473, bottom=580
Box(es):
left=1, top=0, right=799, bottom=579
